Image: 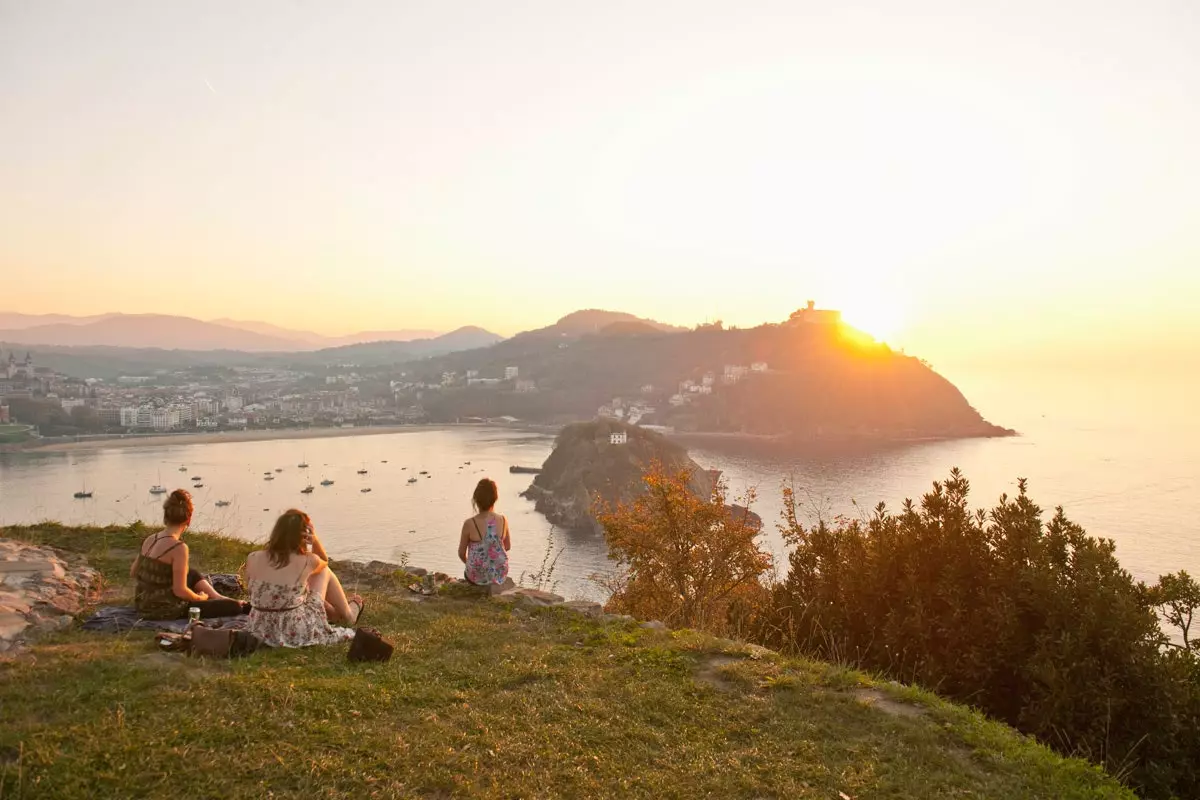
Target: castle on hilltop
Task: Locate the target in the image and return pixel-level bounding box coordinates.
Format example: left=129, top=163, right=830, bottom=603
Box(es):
left=786, top=301, right=841, bottom=326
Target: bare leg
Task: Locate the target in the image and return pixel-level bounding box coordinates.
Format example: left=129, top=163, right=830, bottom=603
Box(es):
left=307, top=568, right=360, bottom=623
left=194, top=578, right=231, bottom=602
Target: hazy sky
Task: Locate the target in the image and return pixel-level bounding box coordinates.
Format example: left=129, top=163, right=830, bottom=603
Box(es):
left=2, top=1, right=1198, bottom=369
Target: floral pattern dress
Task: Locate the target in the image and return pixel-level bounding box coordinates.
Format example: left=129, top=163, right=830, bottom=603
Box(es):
left=246, top=577, right=354, bottom=648
left=465, top=514, right=510, bottom=585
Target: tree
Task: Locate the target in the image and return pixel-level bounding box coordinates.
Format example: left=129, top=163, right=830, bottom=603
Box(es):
left=761, top=469, right=1198, bottom=799
left=1151, top=571, right=1200, bottom=652
left=595, top=461, right=771, bottom=634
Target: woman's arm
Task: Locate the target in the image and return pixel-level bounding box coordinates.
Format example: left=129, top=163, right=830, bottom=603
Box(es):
left=170, top=544, right=207, bottom=602
left=502, top=516, right=512, bottom=552
left=309, top=530, right=329, bottom=561
left=458, top=521, right=471, bottom=564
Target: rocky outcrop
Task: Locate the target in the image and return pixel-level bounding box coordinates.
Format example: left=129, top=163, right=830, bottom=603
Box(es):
left=0, top=538, right=101, bottom=656
left=520, top=420, right=713, bottom=532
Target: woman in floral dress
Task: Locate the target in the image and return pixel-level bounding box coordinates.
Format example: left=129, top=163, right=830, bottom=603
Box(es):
left=245, top=509, right=363, bottom=647
left=458, top=478, right=511, bottom=585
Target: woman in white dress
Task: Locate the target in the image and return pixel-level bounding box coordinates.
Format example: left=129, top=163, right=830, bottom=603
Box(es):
left=245, top=509, right=363, bottom=648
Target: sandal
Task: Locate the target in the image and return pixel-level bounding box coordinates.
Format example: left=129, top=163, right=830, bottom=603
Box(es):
left=346, top=598, right=365, bottom=626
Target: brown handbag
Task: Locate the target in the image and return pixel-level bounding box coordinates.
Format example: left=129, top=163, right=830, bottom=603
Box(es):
left=348, top=627, right=393, bottom=662
left=189, top=624, right=262, bottom=658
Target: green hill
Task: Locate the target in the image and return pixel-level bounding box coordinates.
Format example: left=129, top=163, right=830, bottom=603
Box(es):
left=0, top=524, right=1129, bottom=799
left=403, top=319, right=1011, bottom=442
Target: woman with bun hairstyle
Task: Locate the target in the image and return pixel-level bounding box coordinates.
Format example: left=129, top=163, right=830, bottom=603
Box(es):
left=244, top=509, right=362, bottom=648
left=130, top=489, right=248, bottom=620
left=458, top=478, right=511, bottom=586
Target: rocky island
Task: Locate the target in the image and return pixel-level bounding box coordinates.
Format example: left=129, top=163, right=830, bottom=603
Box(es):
left=522, top=419, right=735, bottom=532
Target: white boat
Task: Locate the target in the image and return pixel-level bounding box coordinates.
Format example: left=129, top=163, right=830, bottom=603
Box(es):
left=150, top=485, right=167, bottom=494
left=320, top=479, right=334, bottom=486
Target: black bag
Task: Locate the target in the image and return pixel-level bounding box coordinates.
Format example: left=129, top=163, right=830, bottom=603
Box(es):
left=348, top=626, right=393, bottom=662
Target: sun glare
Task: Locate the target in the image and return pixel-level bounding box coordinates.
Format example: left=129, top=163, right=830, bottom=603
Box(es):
left=839, top=299, right=907, bottom=344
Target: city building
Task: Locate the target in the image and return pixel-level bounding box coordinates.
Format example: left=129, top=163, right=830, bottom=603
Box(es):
left=515, top=379, right=537, bottom=393
left=504, top=366, right=519, bottom=380
left=610, top=431, right=628, bottom=445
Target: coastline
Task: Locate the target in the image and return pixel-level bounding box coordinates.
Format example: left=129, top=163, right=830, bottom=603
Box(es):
left=12, top=424, right=520, bottom=453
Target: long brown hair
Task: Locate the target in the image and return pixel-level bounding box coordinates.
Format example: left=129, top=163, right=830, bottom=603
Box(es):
left=472, top=478, right=498, bottom=513
left=163, top=489, right=193, bottom=526
left=266, top=509, right=311, bottom=568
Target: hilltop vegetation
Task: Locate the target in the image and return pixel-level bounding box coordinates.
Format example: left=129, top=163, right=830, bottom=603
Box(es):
left=407, top=314, right=1009, bottom=441
left=0, top=523, right=1133, bottom=799
left=598, top=466, right=1200, bottom=799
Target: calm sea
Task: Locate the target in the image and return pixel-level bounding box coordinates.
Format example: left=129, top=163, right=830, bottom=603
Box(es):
left=1, top=372, right=1196, bottom=600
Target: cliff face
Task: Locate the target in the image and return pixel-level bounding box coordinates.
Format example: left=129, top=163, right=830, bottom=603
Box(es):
left=521, top=420, right=711, bottom=532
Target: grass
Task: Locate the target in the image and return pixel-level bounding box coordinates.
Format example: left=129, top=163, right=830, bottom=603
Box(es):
left=0, top=524, right=1134, bottom=800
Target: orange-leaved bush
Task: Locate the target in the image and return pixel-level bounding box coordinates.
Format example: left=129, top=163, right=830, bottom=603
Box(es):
left=594, top=460, right=771, bottom=635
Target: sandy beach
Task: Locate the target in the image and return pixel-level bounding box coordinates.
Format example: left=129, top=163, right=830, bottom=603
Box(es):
left=18, top=425, right=478, bottom=453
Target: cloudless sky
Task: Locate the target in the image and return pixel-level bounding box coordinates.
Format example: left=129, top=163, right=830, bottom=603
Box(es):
left=2, top=0, right=1198, bottom=371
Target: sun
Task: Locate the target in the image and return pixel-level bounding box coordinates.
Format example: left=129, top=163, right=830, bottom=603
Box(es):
left=839, top=298, right=907, bottom=344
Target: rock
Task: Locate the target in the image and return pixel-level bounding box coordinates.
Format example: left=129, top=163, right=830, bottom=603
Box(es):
left=488, top=578, right=517, bottom=597
left=500, top=588, right=565, bottom=606
left=561, top=600, right=604, bottom=616
left=0, top=612, right=30, bottom=641
left=366, top=560, right=401, bottom=574
left=0, top=559, right=65, bottom=579
left=520, top=420, right=713, bottom=532
left=404, top=566, right=428, bottom=578
left=640, top=620, right=668, bottom=631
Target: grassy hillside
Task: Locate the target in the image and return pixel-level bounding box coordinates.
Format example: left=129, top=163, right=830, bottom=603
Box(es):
left=0, top=524, right=1131, bottom=799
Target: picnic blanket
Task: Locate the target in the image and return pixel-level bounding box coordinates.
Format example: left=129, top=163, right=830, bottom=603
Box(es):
left=82, top=605, right=249, bottom=634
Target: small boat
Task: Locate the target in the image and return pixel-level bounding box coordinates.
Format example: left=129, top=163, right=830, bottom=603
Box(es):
left=464, top=461, right=471, bottom=465
left=298, top=462, right=309, bottom=469
left=357, top=469, right=368, bottom=475
left=178, top=466, right=188, bottom=472
left=191, top=476, right=203, bottom=481
left=275, top=468, right=283, bottom=473
left=215, top=500, right=231, bottom=507
left=419, top=470, right=429, bottom=475
left=401, top=467, right=407, bottom=471
left=381, top=459, right=388, bottom=463
left=301, top=485, right=315, bottom=494
left=193, top=483, right=204, bottom=488
left=263, top=471, right=272, bottom=476
left=150, top=485, right=167, bottom=495
left=320, top=479, right=334, bottom=486
left=264, top=475, right=274, bottom=481
left=509, top=465, right=541, bottom=474
left=73, top=490, right=93, bottom=499
left=360, top=488, right=372, bottom=493
left=407, top=477, right=418, bottom=484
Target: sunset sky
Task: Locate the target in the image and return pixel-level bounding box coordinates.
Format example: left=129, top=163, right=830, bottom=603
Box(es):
left=2, top=1, right=1198, bottom=371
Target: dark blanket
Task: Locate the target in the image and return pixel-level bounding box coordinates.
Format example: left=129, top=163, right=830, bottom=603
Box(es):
left=82, top=605, right=248, bottom=634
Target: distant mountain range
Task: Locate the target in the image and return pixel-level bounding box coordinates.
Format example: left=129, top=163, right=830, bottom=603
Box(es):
left=0, top=312, right=463, bottom=352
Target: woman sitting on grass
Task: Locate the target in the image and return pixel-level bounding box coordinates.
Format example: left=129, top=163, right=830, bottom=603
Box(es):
left=131, top=489, right=249, bottom=620
left=458, top=478, right=511, bottom=586
left=245, top=509, right=363, bottom=648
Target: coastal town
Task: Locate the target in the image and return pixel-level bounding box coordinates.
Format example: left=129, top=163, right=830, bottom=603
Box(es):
left=0, top=344, right=779, bottom=445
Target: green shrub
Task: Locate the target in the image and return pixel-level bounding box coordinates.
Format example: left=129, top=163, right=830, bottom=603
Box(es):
left=758, top=469, right=1199, bottom=799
